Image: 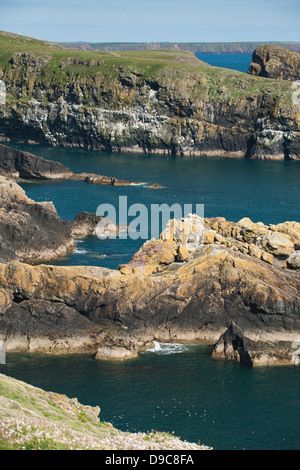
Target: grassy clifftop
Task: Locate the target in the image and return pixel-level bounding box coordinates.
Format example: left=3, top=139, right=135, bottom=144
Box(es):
left=0, top=373, right=209, bottom=450
left=0, top=31, right=204, bottom=77
left=0, top=30, right=293, bottom=104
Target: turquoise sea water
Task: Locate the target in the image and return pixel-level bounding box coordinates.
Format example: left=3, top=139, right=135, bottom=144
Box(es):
left=195, top=53, right=253, bottom=73
left=1, top=346, right=299, bottom=450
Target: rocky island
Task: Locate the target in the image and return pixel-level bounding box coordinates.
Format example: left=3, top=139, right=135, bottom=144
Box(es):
left=0, top=32, right=299, bottom=160
left=248, top=45, right=300, bottom=81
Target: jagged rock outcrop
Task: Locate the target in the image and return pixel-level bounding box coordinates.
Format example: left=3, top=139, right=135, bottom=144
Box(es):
left=0, top=142, right=73, bottom=180
left=211, top=321, right=294, bottom=366
left=71, top=211, right=126, bottom=239
left=248, top=45, right=300, bottom=81
left=0, top=33, right=299, bottom=160
left=0, top=175, right=132, bottom=263
left=0, top=143, right=144, bottom=186
left=0, top=176, right=75, bottom=263
left=0, top=212, right=299, bottom=366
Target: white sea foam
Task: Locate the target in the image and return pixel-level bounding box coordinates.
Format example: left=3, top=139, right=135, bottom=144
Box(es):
left=74, top=248, right=88, bottom=254
left=146, top=341, right=189, bottom=354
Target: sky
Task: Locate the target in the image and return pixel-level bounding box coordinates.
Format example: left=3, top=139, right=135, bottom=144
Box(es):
left=0, top=0, right=299, bottom=43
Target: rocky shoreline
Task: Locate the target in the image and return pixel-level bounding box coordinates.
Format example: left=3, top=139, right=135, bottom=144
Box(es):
left=0, top=174, right=129, bottom=264
left=0, top=35, right=299, bottom=368
left=0, top=142, right=154, bottom=187
left=0, top=177, right=299, bottom=366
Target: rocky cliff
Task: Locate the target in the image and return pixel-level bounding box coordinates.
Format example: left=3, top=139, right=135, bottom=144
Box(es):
left=0, top=172, right=125, bottom=264
left=0, top=32, right=299, bottom=160
left=248, top=45, right=300, bottom=81
left=0, top=211, right=299, bottom=366
left=0, top=175, right=75, bottom=263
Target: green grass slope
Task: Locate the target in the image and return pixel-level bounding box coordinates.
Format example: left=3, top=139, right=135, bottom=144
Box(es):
left=0, top=31, right=293, bottom=106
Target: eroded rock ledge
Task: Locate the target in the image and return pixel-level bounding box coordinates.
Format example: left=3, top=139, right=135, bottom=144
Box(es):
left=0, top=142, right=148, bottom=186
left=0, top=211, right=299, bottom=367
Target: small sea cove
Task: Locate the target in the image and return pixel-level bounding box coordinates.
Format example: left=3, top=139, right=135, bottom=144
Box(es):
left=2, top=142, right=299, bottom=450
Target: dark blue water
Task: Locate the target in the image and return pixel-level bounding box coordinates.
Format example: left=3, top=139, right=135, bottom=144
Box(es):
left=195, top=53, right=252, bottom=73
left=14, top=144, right=300, bottom=269
left=1, top=346, right=299, bottom=450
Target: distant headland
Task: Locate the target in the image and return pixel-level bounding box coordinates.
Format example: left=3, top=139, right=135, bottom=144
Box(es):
left=58, top=41, right=300, bottom=54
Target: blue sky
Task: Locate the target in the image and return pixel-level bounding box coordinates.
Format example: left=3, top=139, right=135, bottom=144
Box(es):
left=1, top=0, right=299, bottom=43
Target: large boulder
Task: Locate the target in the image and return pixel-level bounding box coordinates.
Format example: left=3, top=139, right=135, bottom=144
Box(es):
left=71, top=211, right=123, bottom=239
left=211, top=321, right=295, bottom=366
left=287, top=252, right=300, bottom=270
left=248, top=45, right=300, bottom=81
left=260, top=231, right=295, bottom=259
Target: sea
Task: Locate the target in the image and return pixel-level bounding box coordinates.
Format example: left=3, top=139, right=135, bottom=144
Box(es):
left=195, top=53, right=253, bottom=73
left=1, top=54, right=300, bottom=450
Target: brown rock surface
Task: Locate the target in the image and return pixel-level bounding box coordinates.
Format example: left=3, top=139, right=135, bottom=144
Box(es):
left=0, top=189, right=299, bottom=365
left=248, top=45, right=300, bottom=81
left=0, top=226, right=299, bottom=364
left=0, top=176, right=75, bottom=263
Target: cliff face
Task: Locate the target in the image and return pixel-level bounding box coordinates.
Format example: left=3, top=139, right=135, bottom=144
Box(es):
left=248, top=45, right=300, bottom=81
left=0, top=33, right=299, bottom=160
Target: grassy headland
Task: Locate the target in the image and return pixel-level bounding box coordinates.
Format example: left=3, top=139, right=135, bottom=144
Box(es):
left=0, top=373, right=210, bottom=450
